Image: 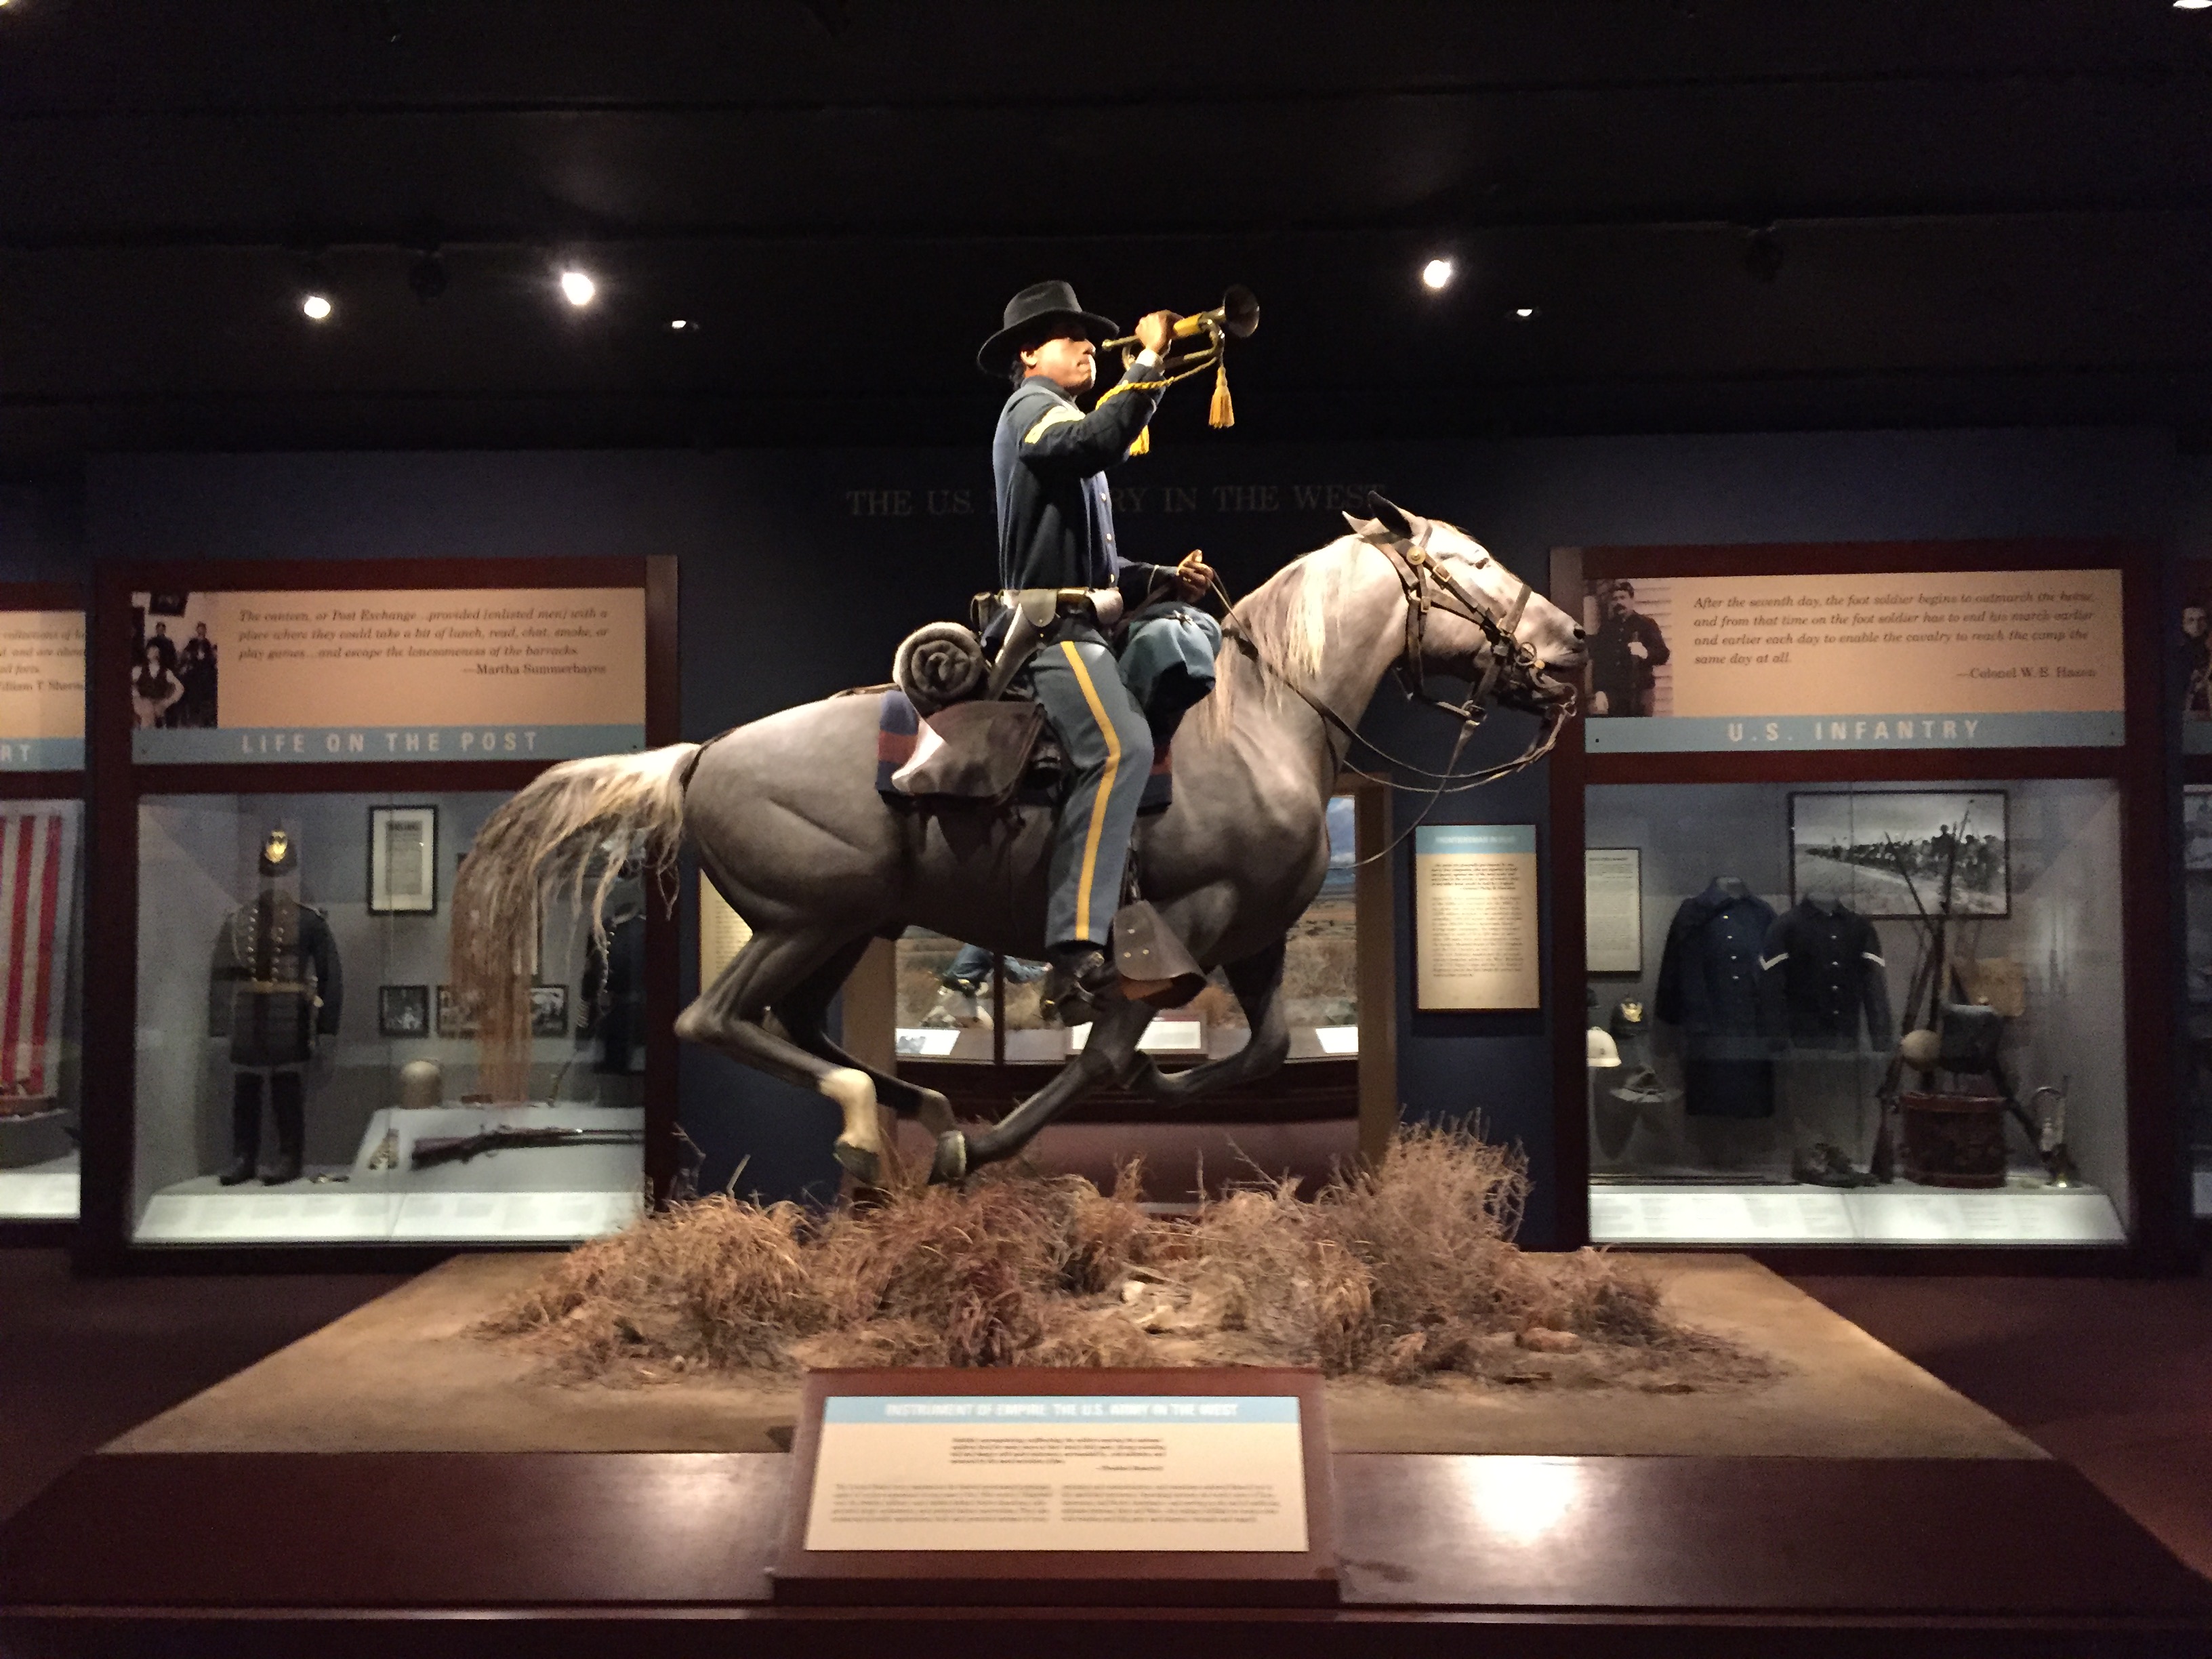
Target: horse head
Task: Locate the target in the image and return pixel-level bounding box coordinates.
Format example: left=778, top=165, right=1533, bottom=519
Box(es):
left=1343, top=495, right=1586, bottom=716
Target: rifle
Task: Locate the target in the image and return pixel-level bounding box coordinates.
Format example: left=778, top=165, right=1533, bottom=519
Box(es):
left=410, top=1126, right=644, bottom=1170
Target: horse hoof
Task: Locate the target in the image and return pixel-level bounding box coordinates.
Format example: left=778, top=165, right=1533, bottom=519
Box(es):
left=928, top=1130, right=969, bottom=1185
left=833, top=1138, right=884, bottom=1188
left=916, top=1091, right=957, bottom=1140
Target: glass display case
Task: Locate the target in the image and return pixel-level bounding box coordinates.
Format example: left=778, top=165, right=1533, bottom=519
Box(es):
left=2185, top=785, right=2212, bottom=1219
left=129, top=791, right=646, bottom=1246
left=1584, top=780, right=2127, bottom=1246
left=0, top=800, right=84, bottom=1223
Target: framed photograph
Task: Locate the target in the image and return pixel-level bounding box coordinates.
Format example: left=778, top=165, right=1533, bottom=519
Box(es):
left=1789, top=792, right=2009, bottom=919
left=368, top=805, right=438, bottom=915
left=529, top=984, right=571, bottom=1039
left=1584, top=848, right=1643, bottom=975
left=377, top=984, right=430, bottom=1038
left=435, top=985, right=478, bottom=1040
left=2186, top=787, right=2212, bottom=872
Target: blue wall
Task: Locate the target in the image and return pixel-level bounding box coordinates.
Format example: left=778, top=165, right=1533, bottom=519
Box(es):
left=58, top=424, right=2196, bottom=1240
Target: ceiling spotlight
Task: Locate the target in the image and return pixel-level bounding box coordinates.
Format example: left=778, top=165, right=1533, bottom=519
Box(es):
left=301, top=293, right=333, bottom=322
left=1742, top=225, right=1786, bottom=283
left=1513, top=306, right=1538, bottom=320
left=1420, top=258, right=1456, bottom=291
left=559, top=269, right=597, bottom=308
left=2177, top=2, right=2211, bottom=11
left=670, top=319, right=689, bottom=331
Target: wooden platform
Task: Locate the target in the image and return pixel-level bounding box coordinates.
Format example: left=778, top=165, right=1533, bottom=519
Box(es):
left=2, top=1450, right=2207, bottom=1656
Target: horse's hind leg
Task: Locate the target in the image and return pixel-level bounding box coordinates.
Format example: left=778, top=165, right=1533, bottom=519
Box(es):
left=774, top=940, right=958, bottom=1140
left=675, top=927, right=893, bottom=1185
left=937, top=999, right=1155, bottom=1183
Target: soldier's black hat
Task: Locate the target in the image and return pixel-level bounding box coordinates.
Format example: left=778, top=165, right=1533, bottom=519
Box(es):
left=977, top=281, right=1120, bottom=377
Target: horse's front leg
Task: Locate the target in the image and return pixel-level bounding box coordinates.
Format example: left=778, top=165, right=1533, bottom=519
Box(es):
left=1124, top=936, right=1291, bottom=1106
left=930, top=998, right=1155, bottom=1182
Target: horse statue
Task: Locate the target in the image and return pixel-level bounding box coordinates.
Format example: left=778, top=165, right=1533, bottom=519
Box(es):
left=449, top=496, right=1586, bottom=1187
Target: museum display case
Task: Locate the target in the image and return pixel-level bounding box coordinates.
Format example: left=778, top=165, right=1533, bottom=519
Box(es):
left=79, top=556, right=678, bottom=1261
left=0, top=590, right=86, bottom=1231
left=2185, top=785, right=2212, bottom=1221
left=1550, top=539, right=2175, bottom=1256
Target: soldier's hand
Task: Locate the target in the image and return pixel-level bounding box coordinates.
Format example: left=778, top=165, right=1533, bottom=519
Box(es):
left=1134, top=311, right=1179, bottom=357
left=1627, top=640, right=1649, bottom=661
left=1174, top=550, right=1215, bottom=599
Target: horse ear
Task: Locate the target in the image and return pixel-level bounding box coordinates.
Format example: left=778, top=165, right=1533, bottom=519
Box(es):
left=1341, top=510, right=1376, bottom=535
left=1366, top=491, right=1414, bottom=538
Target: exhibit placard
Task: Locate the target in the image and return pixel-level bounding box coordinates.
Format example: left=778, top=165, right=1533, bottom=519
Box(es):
left=1414, top=824, right=1540, bottom=1011
left=803, top=1393, right=1308, bottom=1553
left=129, top=588, right=646, bottom=763
left=1580, top=569, right=2124, bottom=752
left=0, top=611, right=85, bottom=769
left=776, top=1368, right=1337, bottom=1606
left=1584, top=847, right=1642, bottom=975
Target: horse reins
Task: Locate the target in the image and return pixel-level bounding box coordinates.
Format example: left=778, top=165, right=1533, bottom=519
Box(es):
left=1208, top=524, right=1576, bottom=865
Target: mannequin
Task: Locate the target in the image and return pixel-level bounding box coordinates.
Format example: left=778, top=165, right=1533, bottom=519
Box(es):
left=208, top=830, right=343, bottom=1185
left=1761, top=884, right=1893, bottom=1183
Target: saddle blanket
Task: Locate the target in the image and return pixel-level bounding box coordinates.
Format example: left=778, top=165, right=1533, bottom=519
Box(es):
left=876, top=689, right=1172, bottom=812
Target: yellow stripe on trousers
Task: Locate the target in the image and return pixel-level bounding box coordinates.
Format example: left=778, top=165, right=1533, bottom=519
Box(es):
left=1059, top=640, right=1120, bottom=942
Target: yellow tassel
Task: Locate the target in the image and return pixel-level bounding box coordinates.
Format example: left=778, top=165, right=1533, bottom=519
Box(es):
left=1209, top=357, right=1235, bottom=428
left=1129, top=426, right=1151, bottom=456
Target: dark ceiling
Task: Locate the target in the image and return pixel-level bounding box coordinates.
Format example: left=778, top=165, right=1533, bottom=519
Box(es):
left=5, top=1, right=2212, bottom=475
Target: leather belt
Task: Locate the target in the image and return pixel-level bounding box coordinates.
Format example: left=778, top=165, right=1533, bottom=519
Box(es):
left=986, top=586, right=1124, bottom=699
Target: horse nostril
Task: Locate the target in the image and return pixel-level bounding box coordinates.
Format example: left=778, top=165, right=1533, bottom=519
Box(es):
left=1571, top=626, right=1586, bottom=640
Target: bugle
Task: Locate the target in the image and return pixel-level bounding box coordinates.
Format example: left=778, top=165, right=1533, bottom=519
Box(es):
left=1101, top=284, right=1258, bottom=350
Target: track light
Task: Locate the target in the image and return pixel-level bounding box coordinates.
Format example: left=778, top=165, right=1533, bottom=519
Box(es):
left=408, top=251, right=447, bottom=302
left=1742, top=226, right=1785, bottom=283
left=301, top=293, right=333, bottom=321
left=670, top=319, right=689, bottom=330
left=559, top=269, right=597, bottom=308
left=1513, top=306, right=1538, bottom=320
left=1421, top=258, right=1455, bottom=291
left=2177, top=2, right=2211, bottom=11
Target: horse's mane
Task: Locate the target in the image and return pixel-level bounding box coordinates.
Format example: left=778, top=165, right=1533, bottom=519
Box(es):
left=1191, top=534, right=1376, bottom=740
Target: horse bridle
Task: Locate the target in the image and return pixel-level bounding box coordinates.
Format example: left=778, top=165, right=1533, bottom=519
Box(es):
left=1213, top=517, right=1578, bottom=862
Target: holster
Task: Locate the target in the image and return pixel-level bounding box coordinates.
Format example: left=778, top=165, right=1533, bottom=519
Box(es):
left=982, top=587, right=1125, bottom=701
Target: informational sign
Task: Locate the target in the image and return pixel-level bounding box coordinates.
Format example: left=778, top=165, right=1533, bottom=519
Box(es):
left=698, top=876, right=753, bottom=987
left=1413, top=824, right=1540, bottom=1011
left=1584, top=847, right=1643, bottom=975
left=0, top=611, right=85, bottom=769
left=802, top=1394, right=1309, bottom=1554
left=1581, top=569, right=2124, bottom=752
left=128, top=589, right=645, bottom=763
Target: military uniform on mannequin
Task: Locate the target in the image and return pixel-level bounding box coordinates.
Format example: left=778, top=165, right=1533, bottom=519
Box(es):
left=1654, top=876, right=1780, bottom=1167
left=981, top=281, right=1218, bottom=1019
left=1759, top=889, right=1893, bottom=1185
left=208, top=830, right=343, bottom=1185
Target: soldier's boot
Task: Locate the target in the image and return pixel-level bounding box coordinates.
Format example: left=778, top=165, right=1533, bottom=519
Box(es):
left=262, top=1072, right=305, bottom=1185
left=218, top=1074, right=261, bottom=1185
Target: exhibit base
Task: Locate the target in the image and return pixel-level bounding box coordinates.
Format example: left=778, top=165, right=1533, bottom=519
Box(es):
left=133, top=1104, right=644, bottom=1245
left=0, top=1153, right=77, bottom=1222
left=2, top=1449, right=2206, bottom=1656
left=1591, top=1179, right=2125, bottom=1247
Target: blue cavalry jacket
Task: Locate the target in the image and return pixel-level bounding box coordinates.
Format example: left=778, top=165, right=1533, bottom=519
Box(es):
left=991, top=364, right=1179, bottom=636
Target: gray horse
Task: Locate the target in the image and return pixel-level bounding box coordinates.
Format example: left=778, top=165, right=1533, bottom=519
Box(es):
left=449, top=502, right=1586, bottom=1186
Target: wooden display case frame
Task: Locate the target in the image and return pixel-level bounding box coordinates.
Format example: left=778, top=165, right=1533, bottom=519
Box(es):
left=0, top=582, right=87, bottom=1245
left=1548, top=539, right=2184, bottom=1272
left=76, top=557, right=680, bottom=1271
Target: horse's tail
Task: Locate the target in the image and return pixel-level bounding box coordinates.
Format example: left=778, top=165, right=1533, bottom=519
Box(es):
left=449, top=742, right=699, bottom=1100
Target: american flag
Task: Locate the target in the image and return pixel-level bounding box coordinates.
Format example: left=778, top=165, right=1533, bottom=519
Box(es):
left=0, top=808, right=77, bottom=1104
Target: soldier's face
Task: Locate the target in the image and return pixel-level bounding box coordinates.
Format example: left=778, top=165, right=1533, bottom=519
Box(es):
left=2186, top=607, right=2207, bottom=639
left=1021, top=333, right=1096, bottom=393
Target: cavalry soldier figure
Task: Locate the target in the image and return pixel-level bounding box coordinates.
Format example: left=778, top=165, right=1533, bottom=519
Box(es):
left=978, top=280, right=1215, bottom=1017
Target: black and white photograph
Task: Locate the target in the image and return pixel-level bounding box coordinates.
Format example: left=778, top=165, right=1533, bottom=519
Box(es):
left=435, top=984, right=477, bottom=1040
left=367, top=805, right=438, bottom=914
left=529, top=984, right=571, bottom=1038
left=128, top=593, right=220, bottom=730
left=1581, top=577, right=1673, bottom=718
left=377, top=983, right=430, bottom=1038
left=2186, top=588, right=2212, bottom=720
left=1790, top=792, right=2010, bottom=919
left=2187, top=787, right=2212, bottom=874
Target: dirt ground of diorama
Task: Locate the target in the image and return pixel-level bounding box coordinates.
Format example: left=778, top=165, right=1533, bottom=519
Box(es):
left=110, top=1128, right=2040, bottom=1461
